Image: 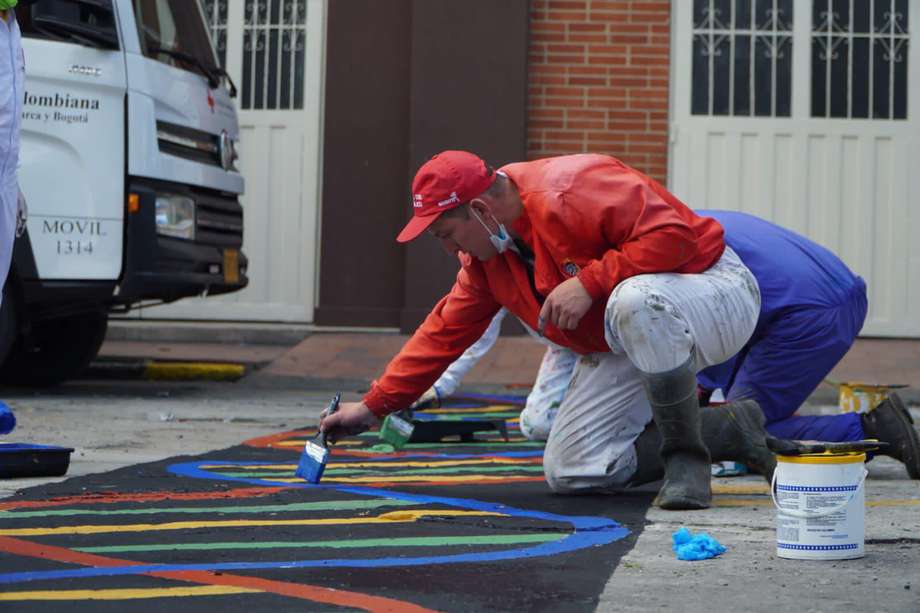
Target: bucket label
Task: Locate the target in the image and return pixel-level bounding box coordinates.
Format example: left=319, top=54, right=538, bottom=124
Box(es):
left=773, top=463, right=866, bottom=560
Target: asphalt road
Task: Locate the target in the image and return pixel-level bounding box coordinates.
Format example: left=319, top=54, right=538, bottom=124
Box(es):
left=0, top=377, right=918, bottom=612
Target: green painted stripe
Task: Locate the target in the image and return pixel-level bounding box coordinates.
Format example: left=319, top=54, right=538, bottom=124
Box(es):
left=0, top=499, right=416, bottom=520
left=220, top=465, right=545, bottom=478
left=75, top=533, right=566, bottom=554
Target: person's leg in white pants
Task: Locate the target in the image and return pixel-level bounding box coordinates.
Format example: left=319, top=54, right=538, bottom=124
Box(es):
left=543, top=247, right=760, bottom=499
left=518, top=344, right=578, bottom=441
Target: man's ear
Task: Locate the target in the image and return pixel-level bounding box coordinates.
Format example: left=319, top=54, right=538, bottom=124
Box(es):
left=469, top=198, right=491, bottom=218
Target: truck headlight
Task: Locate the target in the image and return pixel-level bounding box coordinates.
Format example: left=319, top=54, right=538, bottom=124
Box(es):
left=155, top=194, right=196, bottom=240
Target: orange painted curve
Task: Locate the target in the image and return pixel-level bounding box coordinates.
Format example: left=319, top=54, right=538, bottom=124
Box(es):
left=0, top=536, right=438, bottom=612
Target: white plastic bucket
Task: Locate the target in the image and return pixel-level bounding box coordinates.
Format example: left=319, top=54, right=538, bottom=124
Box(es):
left=771, top=452, right=867, bottom=560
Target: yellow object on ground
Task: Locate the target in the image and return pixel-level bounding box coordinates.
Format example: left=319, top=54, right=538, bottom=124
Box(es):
left=144, top=362, right=246, bottom=381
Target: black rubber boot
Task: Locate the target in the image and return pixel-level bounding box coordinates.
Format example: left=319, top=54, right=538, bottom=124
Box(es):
left=640, top=359, right=711, bottom=510
left=701, top=400, right=777, bottom=483
left=629, top=399, right=782, bottom=486
left=861, top=392, right=920, bottom=479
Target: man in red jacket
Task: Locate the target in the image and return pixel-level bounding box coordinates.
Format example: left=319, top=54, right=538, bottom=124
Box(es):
left=322, top=151, right=774, bottom=510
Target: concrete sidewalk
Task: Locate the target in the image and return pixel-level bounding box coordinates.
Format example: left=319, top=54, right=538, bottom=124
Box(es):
left=99, top=327, right=920, bottom=404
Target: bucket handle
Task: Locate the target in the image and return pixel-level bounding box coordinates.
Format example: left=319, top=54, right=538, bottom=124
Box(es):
left=771, top=469, right=867, bottom=519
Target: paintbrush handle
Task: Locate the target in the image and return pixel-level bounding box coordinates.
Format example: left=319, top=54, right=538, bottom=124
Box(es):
left=319, top=392, right=342, bottom=448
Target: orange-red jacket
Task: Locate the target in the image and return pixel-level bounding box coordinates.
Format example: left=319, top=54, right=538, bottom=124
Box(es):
left=363, top=154, right=725, bottom=416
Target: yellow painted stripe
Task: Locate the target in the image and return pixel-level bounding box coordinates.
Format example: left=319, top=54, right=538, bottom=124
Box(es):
left=0, top=509, right=503, bottom=537
left=0, top=586, right=259, bottom=601
left=423, top=406, right=513, bottom=414
left=275, top=440, right=364, bottom=447
left=260, top=475, right=533, bottom=484
left=712, top=484, right=770, bottom=495
left=867, top=498, right=920, bottom=507
left=144, top=362, right=246, bottom=381
left=201, top=458, right=537, bottom=470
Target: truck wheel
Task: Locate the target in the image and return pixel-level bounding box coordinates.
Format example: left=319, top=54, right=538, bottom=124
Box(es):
left=0, top=311, right=108, bottom=387
left=0, top=286, right=16, bottom=367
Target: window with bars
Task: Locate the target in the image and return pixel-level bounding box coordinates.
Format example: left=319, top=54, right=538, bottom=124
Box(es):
left=200, top=0, right=228, bottom=68
left=198, top=0, right=308, bottom=111
left=242, top=0, right=307, bottom=110
left=692, top=0, right=794, bottom=117
left=811, top=0, right=909, bottom=119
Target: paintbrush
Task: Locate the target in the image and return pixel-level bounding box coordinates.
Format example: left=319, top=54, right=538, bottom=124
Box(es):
left=295, top=392, right=341, bottom=483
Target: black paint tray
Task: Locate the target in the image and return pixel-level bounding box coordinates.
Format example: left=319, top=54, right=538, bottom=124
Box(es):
left=0, top=443, right=74, bottom=478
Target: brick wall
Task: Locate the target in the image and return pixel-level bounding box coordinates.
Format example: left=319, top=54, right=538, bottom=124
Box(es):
left=527, top=0, right=671, bottom=183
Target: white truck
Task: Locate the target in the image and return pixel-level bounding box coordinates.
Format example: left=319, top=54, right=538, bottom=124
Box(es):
left=0, top=0, right=247, bottom=385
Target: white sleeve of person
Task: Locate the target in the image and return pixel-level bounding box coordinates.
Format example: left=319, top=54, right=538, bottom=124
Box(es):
left=412, top=308, right=508, bottom=406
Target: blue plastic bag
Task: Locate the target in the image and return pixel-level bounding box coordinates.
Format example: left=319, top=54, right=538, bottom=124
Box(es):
left=672, top=527, right=726, bottom=561
left=0, top=401, right=16, bottom=435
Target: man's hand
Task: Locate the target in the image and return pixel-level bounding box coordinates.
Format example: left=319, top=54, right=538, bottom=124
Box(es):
left=410, top=386, right=440, bottom=409
left=538, top=276, right=593, bottom=334
left=319, top=401, right=379, bottom=443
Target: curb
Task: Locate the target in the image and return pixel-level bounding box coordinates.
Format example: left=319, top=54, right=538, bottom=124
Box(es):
left=85, top=359, right=247, bottom=382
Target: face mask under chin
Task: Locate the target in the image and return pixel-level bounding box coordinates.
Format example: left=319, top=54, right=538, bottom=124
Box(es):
left=472, top=209, right=514, bottom=255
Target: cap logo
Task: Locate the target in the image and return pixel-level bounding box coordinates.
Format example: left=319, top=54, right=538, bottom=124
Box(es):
left=413, top=194, right=424, bottom=208
left=438, top=192, right=460, bottom=207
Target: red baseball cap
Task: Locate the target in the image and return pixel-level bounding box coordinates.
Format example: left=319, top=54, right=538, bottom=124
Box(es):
left=396, top=150, right=496, bottom=243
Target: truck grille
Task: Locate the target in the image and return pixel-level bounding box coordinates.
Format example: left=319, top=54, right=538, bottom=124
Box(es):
left=157, top=121, right=226, bottom=169
left=194, top=190, right=243, bottom=248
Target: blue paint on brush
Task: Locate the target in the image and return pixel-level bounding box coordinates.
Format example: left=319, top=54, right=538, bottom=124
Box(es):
left=295, top=393, right=340, bottom=483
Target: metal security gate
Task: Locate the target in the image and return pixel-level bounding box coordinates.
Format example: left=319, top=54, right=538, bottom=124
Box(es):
left=140, top=0, right=326, bottom=322
left=670, top=0, right=920, bottom=336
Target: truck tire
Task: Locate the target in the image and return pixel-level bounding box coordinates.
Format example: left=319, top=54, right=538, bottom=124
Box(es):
left=0, top=286, right=16, bottom=367
left=0, top=311, right=108, bottom=387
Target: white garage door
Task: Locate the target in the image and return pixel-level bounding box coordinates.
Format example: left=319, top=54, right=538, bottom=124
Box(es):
left=670, top=0, right=920, bottom=337
left=139, top=0, right=325, bottom=322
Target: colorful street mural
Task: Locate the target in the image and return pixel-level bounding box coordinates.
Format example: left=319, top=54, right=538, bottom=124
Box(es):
left=0, top=395, right=636, bottom=611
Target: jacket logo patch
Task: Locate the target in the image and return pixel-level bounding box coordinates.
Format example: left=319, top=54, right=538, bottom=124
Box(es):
left=562, top=260, right=580, bottom=277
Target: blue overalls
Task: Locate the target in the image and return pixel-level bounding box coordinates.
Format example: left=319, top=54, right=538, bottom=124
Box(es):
left=697, top=211, right=867, bottom=442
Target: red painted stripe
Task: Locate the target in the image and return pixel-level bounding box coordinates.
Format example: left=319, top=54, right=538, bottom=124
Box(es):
left=244, top=429, right=313, bottom=448
left=0, top=487, right=291, bottom=512
left=0, top=536, right=439, bottom=612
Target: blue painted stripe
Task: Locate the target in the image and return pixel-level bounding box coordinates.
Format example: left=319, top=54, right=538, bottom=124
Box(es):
left=0, top=460, right=628, bottom=585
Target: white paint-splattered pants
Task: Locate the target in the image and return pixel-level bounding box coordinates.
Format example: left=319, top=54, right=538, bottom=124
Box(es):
left=429, top=306, right=577, bottom=441
left=543, top=246, right=760, bottom=493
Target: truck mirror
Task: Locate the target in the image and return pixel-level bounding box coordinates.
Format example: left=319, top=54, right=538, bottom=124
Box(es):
left=29, top=0, right=119, bottom=50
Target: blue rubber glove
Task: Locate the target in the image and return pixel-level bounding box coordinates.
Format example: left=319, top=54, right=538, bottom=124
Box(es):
left=672, top=527, right=726, bottom=561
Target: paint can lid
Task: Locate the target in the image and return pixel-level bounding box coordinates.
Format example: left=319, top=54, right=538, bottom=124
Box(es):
left=777, top=451, right=867, bottom=465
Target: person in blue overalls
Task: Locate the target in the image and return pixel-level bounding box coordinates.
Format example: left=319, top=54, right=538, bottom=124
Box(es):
left=697, top=210, right=919, bottom=478
left=418, top=210, right=920, bottom=479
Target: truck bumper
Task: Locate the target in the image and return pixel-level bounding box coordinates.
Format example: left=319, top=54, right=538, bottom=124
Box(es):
left=117, top=179, right=248, bottom=305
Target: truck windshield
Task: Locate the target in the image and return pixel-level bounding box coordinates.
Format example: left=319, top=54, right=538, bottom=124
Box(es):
left=133, top=0, right=218, bottom=79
